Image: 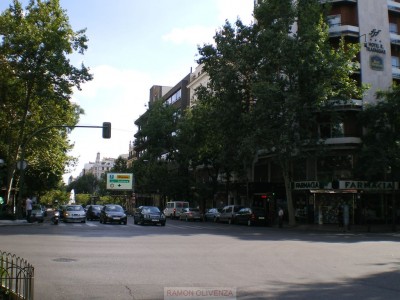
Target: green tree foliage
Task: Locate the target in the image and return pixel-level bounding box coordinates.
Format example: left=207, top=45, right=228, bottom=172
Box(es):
left=195, top=0, right=363, bottom=225
left=133, top=99, right=191, bottom=202
left=357, top=85, right=400, bottom=231
left=0, top=0, right=92, bottom=202
left=67, top=173, right=99, bottom=195
left=40, top=188, right=70, bottom=206
left=357, top=85, right=400, bottom=180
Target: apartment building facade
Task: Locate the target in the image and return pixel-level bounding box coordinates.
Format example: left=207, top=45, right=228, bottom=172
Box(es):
left=252, top=0, right=400, bottom=226
left=131, top=1, right=400, bottom=225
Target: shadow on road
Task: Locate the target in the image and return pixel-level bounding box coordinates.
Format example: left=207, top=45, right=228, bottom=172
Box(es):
left=1, top=217, right=399, bottom=244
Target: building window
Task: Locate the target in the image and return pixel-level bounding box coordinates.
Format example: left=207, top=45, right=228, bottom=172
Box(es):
left=390, top=23, right=398, bottom=34
left=318, top=155, right=353, bottom=181
left=166, top=89, right=182, bottom=105
left=319, top=122, right=344, bottom=139
left=392, top=56, right=400, bottom=68
left=327, top=14, right=341, bottom=28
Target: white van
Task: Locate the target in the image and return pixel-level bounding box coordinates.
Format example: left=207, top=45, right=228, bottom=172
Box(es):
left=163, top=201, right=189, bottom=219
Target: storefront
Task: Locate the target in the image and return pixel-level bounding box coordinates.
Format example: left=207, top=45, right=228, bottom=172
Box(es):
left=293, top=181, right=399, bottom=225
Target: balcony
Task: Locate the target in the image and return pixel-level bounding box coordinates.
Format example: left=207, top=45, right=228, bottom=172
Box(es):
left=390, top=32, right=400, bottom=45
left=322, top=137, right=362, bottom=148
left=392, top=65, right=400, bottom=79
left=321, top=0, right=357, bottom=3
left=329, top=99, right=362, bottom=108
left=328, top=24, right=359, bottom=38
left=388, top=0, right=400, bottom=13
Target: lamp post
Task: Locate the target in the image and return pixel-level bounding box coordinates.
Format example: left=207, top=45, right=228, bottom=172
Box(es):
left=0, top=159, right=5, bottom=211
left=16, top=156, right=27, bottom=219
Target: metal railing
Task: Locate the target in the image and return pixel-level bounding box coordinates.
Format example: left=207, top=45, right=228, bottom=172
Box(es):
left=0, top=251, right=34, bottom=300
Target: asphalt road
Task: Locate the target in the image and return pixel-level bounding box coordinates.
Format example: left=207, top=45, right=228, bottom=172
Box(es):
left=1, top=218, right=400, bottom=300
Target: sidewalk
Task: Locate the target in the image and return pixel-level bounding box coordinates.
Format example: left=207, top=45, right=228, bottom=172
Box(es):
left=279, top=223, right=400, bottom=234
left=0, top=219, right=35, bottom=226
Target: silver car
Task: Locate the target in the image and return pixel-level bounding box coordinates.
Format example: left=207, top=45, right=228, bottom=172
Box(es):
left=63, top=205, right=86, bottom=223
left=204, top=208, right=222, bottom=222
left=179, top=208, right=203, bottom=222
left=30, top=205, right=45, bottom=223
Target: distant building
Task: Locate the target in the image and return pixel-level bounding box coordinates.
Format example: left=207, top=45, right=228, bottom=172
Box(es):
left=84, top=152, right=116, bottom=179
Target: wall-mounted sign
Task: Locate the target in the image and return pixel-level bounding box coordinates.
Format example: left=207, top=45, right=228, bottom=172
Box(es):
left=364, top=29, right=386, bottom=54
left=293, top=180, right=398, bottom=191
left=370, top=55, right=384, bottom=71
left=340, top=181, right=398, bottom=190
left=293, top=181, right=329, bottom=190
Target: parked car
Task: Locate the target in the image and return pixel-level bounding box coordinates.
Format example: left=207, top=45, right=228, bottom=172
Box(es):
left=133, top=206, right=166, bottom=226
left=86, top=205, right=103, bottom=221
left=204, top=208, right=222, bottom=222
left=235, top=207, right=268, bottom=226
left=217, top=205, right=244, bottom=224
left=163, top=201, right=189, bottom=219
left=100, top=204, right=127, bottom=225
left=179, top=208, right=203, bottom=222
left=63, top=205, right=86, bottom=223
left=30, top=204, right=44, bottom=223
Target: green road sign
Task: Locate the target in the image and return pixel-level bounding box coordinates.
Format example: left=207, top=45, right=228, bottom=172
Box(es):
left=106, top=173, right=134, bottom=190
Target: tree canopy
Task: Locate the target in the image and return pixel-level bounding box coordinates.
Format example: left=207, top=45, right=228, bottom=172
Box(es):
left=0, top=0, right=92, bottom=204
left=193, top=0, right=363, bottom=225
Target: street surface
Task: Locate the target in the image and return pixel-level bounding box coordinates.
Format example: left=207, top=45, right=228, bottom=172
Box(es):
left=0, top=218, right=399, bottom=299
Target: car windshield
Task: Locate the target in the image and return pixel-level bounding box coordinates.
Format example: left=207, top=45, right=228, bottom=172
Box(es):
left=105, top=205, right=123, bottom=212
left=142, top=207, right=160, bottom=214
left=32, top=205, right=42, bottom=210
left=92, top=206, right=102, bottom=211
left=67, top=206, right=84, bottom=211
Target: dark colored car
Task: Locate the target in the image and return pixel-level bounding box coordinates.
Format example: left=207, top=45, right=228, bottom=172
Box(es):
left=235, top=207, right=268, bottom=226
left=133, top=206, right=166, bottom=226
left=86, top=205, right=103, bottom=221
left=179, top=208, right=203, bottom=222
left=204, top=208, right=222, bottom=222
left=100, top=204, right=127, bottom=225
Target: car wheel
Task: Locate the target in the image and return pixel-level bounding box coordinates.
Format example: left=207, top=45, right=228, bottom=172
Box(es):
left=161, top=222, right=166, bottom=226
left=82, top=220, right=86, bottom=223
left=134, top=218, right=138, bottom=225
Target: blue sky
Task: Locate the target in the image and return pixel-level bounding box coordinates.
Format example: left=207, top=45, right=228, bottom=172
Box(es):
left=0, top=0, right=255, bottom=182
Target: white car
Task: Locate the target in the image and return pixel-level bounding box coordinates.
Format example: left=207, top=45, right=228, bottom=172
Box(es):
left=163, top=201, right=189, bottom=219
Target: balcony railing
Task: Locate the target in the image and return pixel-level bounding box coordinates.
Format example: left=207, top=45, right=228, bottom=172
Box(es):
left=0, top=251, right=34, bottom=300
left=388, top=0, right=400, bottom=13
left=328, top=24, right=359, bottom=37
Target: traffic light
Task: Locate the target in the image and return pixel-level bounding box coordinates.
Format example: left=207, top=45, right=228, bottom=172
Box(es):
left=102, top=122, right=111, bottom=139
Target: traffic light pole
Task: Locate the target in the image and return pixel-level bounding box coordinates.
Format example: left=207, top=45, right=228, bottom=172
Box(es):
left=16, top=123, right=110, bottom=219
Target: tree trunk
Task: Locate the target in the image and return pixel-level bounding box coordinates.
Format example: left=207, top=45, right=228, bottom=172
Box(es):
left=281, top=161, right=296, bottom=226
